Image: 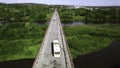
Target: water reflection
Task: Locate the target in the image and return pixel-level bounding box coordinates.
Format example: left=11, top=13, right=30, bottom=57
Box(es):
left=0, top=58, right=34, bottom=68
left=73, top=41, right=120, bottom=68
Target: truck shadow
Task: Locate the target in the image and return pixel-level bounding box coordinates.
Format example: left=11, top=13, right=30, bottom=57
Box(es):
left=51, top=42, right=54, bottom=57
left=73, top=41, right=120, bottom=68
left=0, top=58, right=34, bottom=68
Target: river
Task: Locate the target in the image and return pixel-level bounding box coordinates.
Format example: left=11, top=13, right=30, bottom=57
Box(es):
left=62, top=22, right=85, bottom=26
left=74, top=41, right=120, bottom=68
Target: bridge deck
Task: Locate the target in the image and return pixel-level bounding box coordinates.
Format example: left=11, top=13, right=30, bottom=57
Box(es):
left=32, top=10, right=74, bottom=68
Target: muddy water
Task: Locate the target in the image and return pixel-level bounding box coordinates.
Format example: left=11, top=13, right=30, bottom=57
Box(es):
left=73, top=41, right=120, bottom=68
left=0, top=59, right=34, bottom=68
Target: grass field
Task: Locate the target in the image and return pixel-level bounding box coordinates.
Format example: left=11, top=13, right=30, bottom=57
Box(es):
left=64, top=24, right=120, bottom=59
left=0, top=22, right=47, bottom=62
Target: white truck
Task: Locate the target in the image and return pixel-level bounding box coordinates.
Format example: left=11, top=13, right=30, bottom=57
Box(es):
left=52, top=40, right=61, bottom=57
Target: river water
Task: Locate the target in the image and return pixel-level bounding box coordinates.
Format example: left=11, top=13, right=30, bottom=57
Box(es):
left=74, top=41, right=120, bottom=68
left=62, top=22, right=85, bottom=26
left=0, top=59, right=34, bottom=68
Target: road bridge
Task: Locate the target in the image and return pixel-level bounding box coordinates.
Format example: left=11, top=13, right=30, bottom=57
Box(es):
left=32, top=10, right=74, bottom=68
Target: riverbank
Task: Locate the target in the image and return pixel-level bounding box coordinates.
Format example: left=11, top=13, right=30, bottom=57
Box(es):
left=73, top=41, right=120, bottom=68
left=64, top=24, right=120, bottom=59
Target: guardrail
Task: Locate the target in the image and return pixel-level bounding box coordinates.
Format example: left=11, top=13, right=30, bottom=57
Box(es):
left=58, top=12, right=75, bottom=68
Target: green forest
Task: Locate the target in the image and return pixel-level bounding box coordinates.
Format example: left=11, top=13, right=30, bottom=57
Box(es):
left=0, top=22, right=47, bottom=62
left=64, top=24, right=120, bottom=59
left=0, top=3, right=120, bottom=24
left=0, top=3, right=51, bottom=62
left=0, top=3, right=53, bottom=24
left=59, top=7, right=120, bottom=23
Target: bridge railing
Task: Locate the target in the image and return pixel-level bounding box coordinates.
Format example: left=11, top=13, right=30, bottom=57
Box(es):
left=60, top=23, right=75, bottom=68
left=58, top=12, right=75, bottom=68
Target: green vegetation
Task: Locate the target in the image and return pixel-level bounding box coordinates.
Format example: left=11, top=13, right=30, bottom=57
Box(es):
left=64, top=24, right=120, bottom=59
left=59, top=8, right=120, bottom=24
left=0, top=3, right=53, bottom=24
left=1, top=3, right=120, bottom=24
left=0, top=3, right=50, bottom=62
left=59, top=8, right=85, bottom=22
left=0, top=22, right=47, bottom=62
left=0, top=3, right=120, bottom=63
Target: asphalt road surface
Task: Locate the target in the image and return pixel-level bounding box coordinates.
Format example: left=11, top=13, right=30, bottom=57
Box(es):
left=32, top=10, right=73, bottom=68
